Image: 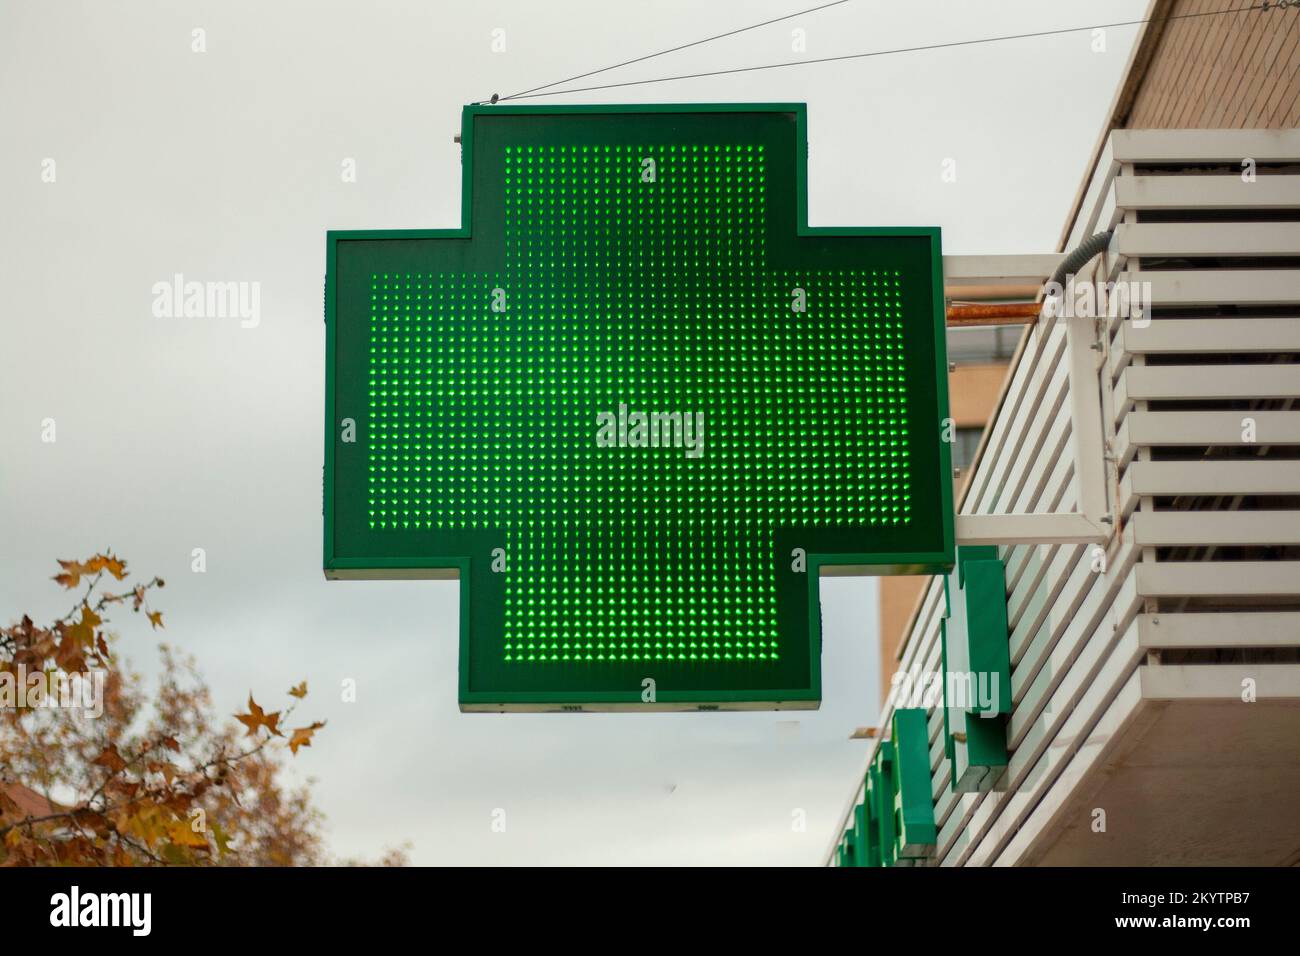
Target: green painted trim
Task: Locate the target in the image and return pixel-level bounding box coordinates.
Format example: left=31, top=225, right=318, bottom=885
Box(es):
left=891, top=708, right=938, bottom=856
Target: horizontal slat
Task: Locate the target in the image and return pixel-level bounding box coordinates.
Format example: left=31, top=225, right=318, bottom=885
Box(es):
left=1113, top=222, right=1300, bottom=257
left=1136, top=561, right=1300, bottom=598
left=942, top=254, right=1060, bottom=286
left=1140, top=663, right=1300, bottom=700
left=1138, top=611, right=1300, bottom=649
left=1118, top=412, right=1300, bottom=463
left=1131, top=270, right=1300, bottom=307
left=956, top=513, right=1105, bottom=546
left=1119, top=460, right=1300, bottom=517
left=1113, top=174, right=1300, bottom=210
left=1110, top=128, right=1300, bottom=164
left=1115, top=365, right=1300, bottom=412
left=1132, top=510, right=1300, bottom=546
left=1115, top=318, right=1300, bottom=359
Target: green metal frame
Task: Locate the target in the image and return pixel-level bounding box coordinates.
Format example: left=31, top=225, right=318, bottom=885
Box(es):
left=890, top=708, right=938, bottom=858
left=324, top=104, right=954, bottom=712
left=941, top=546, right=1011, bottom=791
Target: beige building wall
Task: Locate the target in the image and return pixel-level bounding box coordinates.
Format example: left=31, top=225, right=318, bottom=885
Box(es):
left=1122, top=0, right=1299, bottom=129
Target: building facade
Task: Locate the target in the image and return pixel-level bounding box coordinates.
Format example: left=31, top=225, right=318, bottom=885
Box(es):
left=833, top=0, right=1300, bottom=866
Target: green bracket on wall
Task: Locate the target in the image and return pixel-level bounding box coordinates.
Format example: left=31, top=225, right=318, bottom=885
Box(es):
left=868, top=743, right=897, bottom=866
left=838, top=827, right=857, bottom=868
left=852, top=802, right=868, bottom=868
left=858, top=710, right=937, bottom=867
left=891, top=708, right=938, bottom=858
left=941, top=545, right=1011, bottom=792
left=864, top=788, right=881, bottom=866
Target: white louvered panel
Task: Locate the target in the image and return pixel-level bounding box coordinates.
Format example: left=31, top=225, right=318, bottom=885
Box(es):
left=1136, top=611, right=1300, bottom=649
left=1109, top=128, right=1300, bottom=163
left=1117, top=411, right=1300, bottom=467
left=1119, top=461, right=1300, bottom=518
left=1128, top=269, right=1300, bottom=307
left=1114, top=365, right=1300, bottom=416
left=1132, top=511, right=1300, bottom=547
left=1111, top=318, right=1300, bottom=379
left=953, top=587, right=1145, bottom=866
left=1112, top=221, right=1300, bottom=258
left=1113, top=174, right=1300, bottom=211
left=1135, top=561, right=1300, bottom=598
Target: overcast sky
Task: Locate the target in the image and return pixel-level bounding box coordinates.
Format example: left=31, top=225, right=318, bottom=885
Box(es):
left=0, top=0, right=1143, bottom=865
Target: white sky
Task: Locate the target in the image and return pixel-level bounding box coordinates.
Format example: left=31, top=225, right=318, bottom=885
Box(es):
left=0, top=0, right=1143, bottom=864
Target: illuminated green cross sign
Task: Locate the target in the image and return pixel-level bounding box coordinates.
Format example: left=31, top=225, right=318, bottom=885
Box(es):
left=325, top=104, right=953, bottom=711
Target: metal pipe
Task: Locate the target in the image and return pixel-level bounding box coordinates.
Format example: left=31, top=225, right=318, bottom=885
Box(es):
left=945, top=302, right=1041, bottom=326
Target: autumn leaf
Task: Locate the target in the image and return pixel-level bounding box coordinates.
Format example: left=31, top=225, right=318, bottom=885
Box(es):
left=52, top=554, right=127, bottom=589
left=166, top=817, right=210, bottom=849
left=87, top=553, right=128, bottom=581
left=92, top=744, right=128, bottom=774
left=212, top=822, right=232, bottom=858
left=288, top=681, right=308, bottom=699
left=147, top=760, right=179, bottom=785
left=146, top=610, right=164, bottom=630
left=53, top=558, right=87, bottom=589
left=287, top=721, right=326, bottom=755
left=235, top=694, right=282, bottom=737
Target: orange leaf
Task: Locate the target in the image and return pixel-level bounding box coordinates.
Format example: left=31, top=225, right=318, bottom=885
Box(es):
left=53, top=558, right=88, bottom=589
left=146, top=610, right=164, bottom=630
left=288, top=721, right=326, bottom=755
left=235, top=694, right=282, bottom=737
left=288, top=681, right=308, bottom=699
left=92, top=744, right=128, bottom=774
left=99, top=554, right=128, bottom=580
left=166, top=818, right=209, bottom=849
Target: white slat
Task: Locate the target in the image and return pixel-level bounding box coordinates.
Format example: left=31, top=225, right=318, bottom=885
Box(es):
left=1132, top=270, right=1300, bottom=307
left=1115, top=317, right=1300, bottom=363
left=1115, top=365, right=1300, bottom=414
left=1113, top=222, right=1300, bottom=257
left=1137, top=612, right=1300, bottom=649
left=1110, top=128, right=1300, bottom=163
left=1132, top=510, right=1300, bottom=546
left=1119, top=460, right=1300, bottom=517
left=1113, top=175, right=1300, bottom=210
left=1117, top=411, right=1300, bottom=465
left=1136, top=561, right=1300, bottom=598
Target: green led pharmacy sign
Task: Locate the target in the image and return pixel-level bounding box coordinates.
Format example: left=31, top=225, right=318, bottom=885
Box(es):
left=324, top=104, right=953, bottom=711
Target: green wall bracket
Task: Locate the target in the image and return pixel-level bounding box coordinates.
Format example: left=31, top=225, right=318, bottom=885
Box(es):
left=941, top=545, right=1011, bottom=792
left=891, top=708, right=938, bottom=858
left=869, top=745, right=897, bottom=866
left=852, top=802, right=869, bottom=867
left=858, top=779, right=883, bottom=867
left=838, top=827, right=857, bottom=868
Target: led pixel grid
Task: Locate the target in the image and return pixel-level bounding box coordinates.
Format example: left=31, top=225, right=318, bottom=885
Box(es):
left=326, top=105, right=952, bottom=711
